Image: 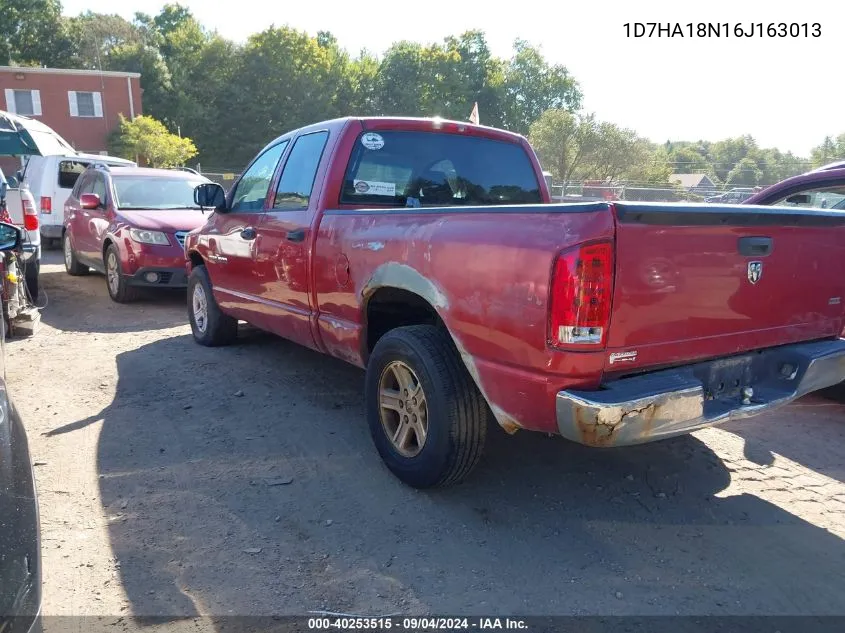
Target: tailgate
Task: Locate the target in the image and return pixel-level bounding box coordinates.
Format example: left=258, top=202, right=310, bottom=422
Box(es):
left=607, top=202, right=845, bottom=373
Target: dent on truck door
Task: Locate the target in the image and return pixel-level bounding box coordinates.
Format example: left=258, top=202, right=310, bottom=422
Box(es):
left=253, top=130, right=329, bottom=349
left=205, top=140, right=288, bottom=317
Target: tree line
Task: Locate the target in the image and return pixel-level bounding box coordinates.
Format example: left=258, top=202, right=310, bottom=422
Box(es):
left=4, top=0, right=844, bottom=184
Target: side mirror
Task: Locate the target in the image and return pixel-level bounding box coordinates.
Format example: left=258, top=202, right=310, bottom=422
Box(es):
left=786, top=193, right=811, bottom=205
left=194, top=182, right=227, bottom=211
left=7, top=177, right=18, bottom=189
left=15, top=170, right=23, bottom=183
left=80, top=193, right=101, bottom=210
left=0, top=222, right=22, bottom=252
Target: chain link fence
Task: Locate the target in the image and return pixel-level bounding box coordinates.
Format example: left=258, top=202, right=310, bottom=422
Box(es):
left=549, top=181, right=765, bottom=204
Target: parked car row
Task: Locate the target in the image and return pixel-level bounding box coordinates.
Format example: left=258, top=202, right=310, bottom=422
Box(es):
left=57, top=116, right=845, bottom=490
left=62, top=164, right=211, bottom=302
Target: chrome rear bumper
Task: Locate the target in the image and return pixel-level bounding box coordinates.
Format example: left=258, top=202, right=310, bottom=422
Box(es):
left=556, top=338, right=845, bottom=447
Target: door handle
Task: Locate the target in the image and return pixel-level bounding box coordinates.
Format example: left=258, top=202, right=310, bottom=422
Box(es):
left=286, top=229, right=305, bottom=242
left=738, top=236, right=773, bottom=257
left=240, top=227, right=256, bottom=240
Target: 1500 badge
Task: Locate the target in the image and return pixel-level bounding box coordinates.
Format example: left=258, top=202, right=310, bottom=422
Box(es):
left=609, top=350, right=638, bottom=364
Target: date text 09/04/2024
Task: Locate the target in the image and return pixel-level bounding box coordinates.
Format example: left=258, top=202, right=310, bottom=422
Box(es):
left=307, top=617, right=528, bottom=630
left=624, top=23, right=821, bottom=38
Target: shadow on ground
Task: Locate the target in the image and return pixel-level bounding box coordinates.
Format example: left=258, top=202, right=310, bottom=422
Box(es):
left=721, top=388, right=845, bottom=481
left=37, top=328, right=845, bottom=622
left=36, top=251, right=188, bottom=333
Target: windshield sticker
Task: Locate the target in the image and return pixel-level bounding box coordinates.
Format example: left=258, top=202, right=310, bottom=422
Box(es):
left=361, top=133, right=385, bottom=150
left=354, top=179, right=395, bottom=196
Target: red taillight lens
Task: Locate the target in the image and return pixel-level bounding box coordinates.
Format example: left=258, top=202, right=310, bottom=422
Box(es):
left=40, top=196, right=52, bottom=214
left=22, top=199, right=39, bottom=231
left=549, top=241, right=614, bottom=348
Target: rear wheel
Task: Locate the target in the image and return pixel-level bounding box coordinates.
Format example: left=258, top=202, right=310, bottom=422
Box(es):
left=104, top=244, right=138, bottom=303
left=63, top=232, right=89, bottom=276
left=365, top=325, right=488, bottom=488
left=188, top=264, right=238, bottom=346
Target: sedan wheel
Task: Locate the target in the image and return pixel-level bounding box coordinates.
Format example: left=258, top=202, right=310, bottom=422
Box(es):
left=106, top=251, right=120, bottom=296
left=63, top=233, right=89, bottom=276
left=192, top=283, right=208, bottom=334
left=103, top=244, right=137, bottom=303
left=63, top=237, right=73, bottom=269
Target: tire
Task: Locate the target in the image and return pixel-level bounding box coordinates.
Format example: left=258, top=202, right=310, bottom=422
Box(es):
left=104, top=244, right=138, bottom=303
left=365, top=325, right=488, bottom=488
left=24, top=258, right=39, bottom=301
left=187, top=264, right=238, bottom=346
left=63, top=232, right=89, bottom=276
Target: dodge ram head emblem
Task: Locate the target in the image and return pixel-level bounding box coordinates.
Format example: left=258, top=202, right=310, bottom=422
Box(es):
left=747, top=261, right=763, bottom=284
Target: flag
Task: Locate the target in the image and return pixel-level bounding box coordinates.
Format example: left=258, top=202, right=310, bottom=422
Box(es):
left=469, top=102, right=479, bottom=125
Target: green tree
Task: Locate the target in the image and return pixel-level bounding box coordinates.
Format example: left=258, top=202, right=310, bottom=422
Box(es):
left=810, top=133, right=845, bottom=167
left=581, top=123, right=645, bottom=182
left=502, top=40, right=582, bottom=135
left=109, top=114, right=197, bottom=167
left=726, top=156, right=763, bottom=186
left=666, top=144, right=712, bottom=176
left=107, top=43, right=173, bottom=121
left=67, top=11, right=140, bottom=69
left=224, top=26, right=347, bottom=165
left=0, top=0, right=78, bottom=66
left=528, top=108, right=598, bottom=192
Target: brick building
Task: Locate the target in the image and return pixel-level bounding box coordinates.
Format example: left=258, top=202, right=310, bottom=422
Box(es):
left=1, top=66, right=142, bottom=159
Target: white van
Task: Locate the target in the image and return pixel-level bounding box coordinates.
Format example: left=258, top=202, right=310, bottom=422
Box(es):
left=20, top=153, right=136, bottom=245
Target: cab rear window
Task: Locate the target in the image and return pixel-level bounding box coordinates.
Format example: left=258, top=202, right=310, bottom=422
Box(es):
left=341, top=131, right=541, bottom=207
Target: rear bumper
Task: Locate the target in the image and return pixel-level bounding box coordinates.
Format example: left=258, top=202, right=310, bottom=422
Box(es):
left=39, top=225, right=62, bottom=240
left=555, top=338, right=845, bottom=447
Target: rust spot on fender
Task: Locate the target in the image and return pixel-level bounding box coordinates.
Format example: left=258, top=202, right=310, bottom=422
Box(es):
left=362, top=262, right=449, bottom=309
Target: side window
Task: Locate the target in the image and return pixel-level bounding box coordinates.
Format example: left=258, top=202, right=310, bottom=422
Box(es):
left=91, top=174, right=107, bottom=203
left=230, top=141, right=289, bottom=213
left=770, top=184, right=845, bottom=209
left=58, top=160, right=91, bottom=189
left=76, top=173, right=94, bottom=196
left=273, top=131, right=329, bottom=210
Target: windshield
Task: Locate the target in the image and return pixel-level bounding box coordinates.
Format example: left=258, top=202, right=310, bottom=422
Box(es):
left=113, top=176, right=205, bottom=210
left=341, top=131, right=542, bottom=207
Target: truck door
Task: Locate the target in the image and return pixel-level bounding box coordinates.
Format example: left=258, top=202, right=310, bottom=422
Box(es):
left=253, top=130, right=330, bottom=349
left=203, top=140, right=288, bottom=320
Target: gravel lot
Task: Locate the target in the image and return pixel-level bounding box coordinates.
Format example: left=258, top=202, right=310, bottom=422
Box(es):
left=7, top=251, right=845, bottom=629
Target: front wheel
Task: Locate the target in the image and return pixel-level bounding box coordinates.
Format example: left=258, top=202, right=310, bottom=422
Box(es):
left=188, top=264, right=238, bottom=346
left=104, top=244, right=138, bottom=303
left=365, top=325, right=488, bottom=488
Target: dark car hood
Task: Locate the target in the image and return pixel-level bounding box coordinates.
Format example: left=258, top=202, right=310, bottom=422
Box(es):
left=118, top=209, right=209, bottom=232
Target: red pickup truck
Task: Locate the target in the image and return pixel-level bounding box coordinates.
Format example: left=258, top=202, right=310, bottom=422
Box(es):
left=184, top=116, right=845, bottom=488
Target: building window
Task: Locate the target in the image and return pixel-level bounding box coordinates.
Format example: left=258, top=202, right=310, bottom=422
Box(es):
left=68, top=91, right=103, bottom=118
left=3, top=89, right=42, bottom=116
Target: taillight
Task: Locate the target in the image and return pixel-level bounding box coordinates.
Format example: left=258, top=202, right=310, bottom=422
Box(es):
left=22, top=199, right=39, bottom=231
left=40, top=196, right=52, bottom=214
left=549, top=241, right=614, bottom=348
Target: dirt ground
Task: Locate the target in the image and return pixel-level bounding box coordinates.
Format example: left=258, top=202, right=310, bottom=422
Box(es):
left=6, top=251, right=845, bottom=630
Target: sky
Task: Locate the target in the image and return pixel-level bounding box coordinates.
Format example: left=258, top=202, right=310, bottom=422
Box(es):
left=61, top=0, right=841, bottom=157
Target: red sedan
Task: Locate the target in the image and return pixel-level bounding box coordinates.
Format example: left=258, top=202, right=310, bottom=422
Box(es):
left=62, top=165, right=212, bottom=302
